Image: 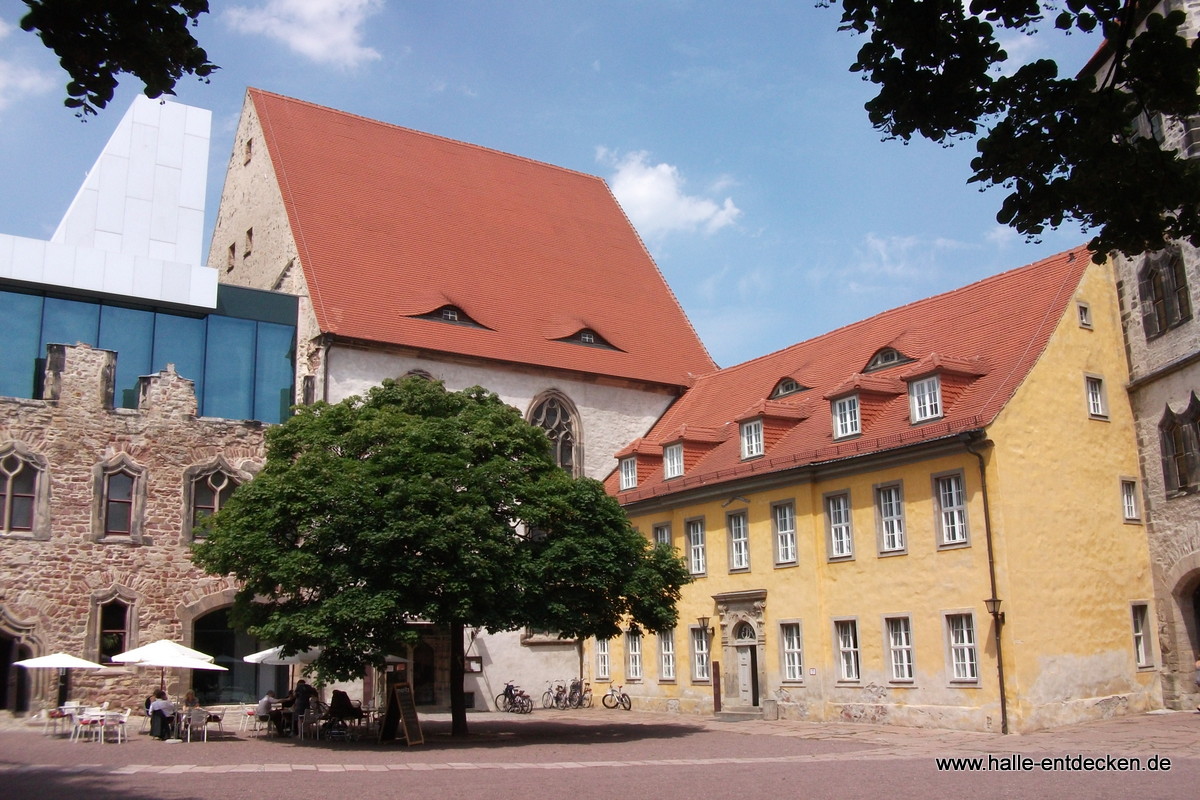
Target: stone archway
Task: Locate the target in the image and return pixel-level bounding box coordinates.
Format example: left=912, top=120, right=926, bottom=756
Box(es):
left=1159, top=552, right=1200, bottom=708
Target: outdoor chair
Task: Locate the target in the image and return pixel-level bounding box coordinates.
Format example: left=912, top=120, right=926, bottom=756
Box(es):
left=184, top=708, right=209, bottom=742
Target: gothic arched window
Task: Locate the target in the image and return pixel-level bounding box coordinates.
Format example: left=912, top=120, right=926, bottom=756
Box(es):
left=529, top=392, right=581, bottom=476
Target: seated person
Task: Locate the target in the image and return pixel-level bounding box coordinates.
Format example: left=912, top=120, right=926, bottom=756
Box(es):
left=182, top=690, right=200, bottom=710
left=147, top=690, right=177, bottom=740
left=327, top=689, right=363, bottom=723
left=257, top=690, right=289, bottom=736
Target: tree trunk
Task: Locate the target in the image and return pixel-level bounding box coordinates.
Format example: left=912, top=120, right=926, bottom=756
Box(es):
left=449, top=620, right=468, bottom=737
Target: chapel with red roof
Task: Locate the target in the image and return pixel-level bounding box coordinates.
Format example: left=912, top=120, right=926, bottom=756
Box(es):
left=208, top=88, right=716, bottom=708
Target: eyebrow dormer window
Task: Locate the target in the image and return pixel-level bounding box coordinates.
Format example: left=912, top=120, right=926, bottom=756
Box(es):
left=415, top=305, right=485, bottom=327
left=557, top=328, right=619, bottom=350
left=865, top=348, right=910, bottom=372
left=771, top=378, right=806, bottom=399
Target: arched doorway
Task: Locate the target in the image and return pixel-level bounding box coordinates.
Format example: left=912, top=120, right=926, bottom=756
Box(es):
left=192, top=608, right=286, bottom=705
left=0, top=634, right=32, bottom=714
left=733, top=622, right=759, bottom=707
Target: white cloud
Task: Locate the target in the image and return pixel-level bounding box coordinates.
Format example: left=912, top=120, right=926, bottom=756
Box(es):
left=0, top=20, right=56, bottom=112
left=224, top=0, right=384, bottom=68
left=597, top=147, right=741, bottom=239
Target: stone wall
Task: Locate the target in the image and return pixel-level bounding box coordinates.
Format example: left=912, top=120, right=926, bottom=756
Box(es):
left=0, top=343, right=265, bottom=712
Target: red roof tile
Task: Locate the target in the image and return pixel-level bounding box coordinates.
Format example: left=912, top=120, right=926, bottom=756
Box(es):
left=614, top=245, right=1093, bottom=502
left=248, top=89, right=715, bottom=386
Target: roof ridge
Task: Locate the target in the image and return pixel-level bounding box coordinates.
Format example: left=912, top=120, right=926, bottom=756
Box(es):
left=248, top=87, right=612, bottom=185
left=697, top=243, right=1092, bottom=379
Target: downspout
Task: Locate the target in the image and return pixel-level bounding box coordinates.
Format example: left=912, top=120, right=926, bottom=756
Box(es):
left=964, top=431, right=1009, bottom=735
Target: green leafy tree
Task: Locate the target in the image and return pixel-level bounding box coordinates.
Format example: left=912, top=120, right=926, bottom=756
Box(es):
left=20, top=0, right=217, bottom=116
left=192, top=377, right=689, bottom=736
left=835, top=0, right=1200, bottom=259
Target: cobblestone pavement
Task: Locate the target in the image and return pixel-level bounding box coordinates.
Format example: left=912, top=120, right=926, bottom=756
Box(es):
left=1, top=708, right=1197, bottom=800
left=0, top=705, right=1196, bottom=774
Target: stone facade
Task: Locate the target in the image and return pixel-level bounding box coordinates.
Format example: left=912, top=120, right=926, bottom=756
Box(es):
left=1107, top=0, right=1200, bottom=711
left=0, top=343, right=264, bottom=712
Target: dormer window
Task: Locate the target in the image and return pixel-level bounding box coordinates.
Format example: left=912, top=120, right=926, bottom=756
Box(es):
left=740, top=419, right=764, bottom=459
left=415, top=305, right=485, bottom=327
left=771, top=378, right=806, bottom=399
left=832, top=395, right=860, bottom=439
left=619, top=456, right=637, bottom=490
left=909, top=376, right=942, bottom=423
left=556, top=328, right=619, bottom=350
left=865, top=348, right=910, bottom=372
left=664, top=443, right=684, bottom=479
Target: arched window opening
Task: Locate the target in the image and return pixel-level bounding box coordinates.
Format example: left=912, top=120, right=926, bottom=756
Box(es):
left=529, top=393, right=580, bottom=475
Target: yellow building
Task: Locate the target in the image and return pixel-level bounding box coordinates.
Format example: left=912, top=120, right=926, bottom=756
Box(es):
left=598, top=246, right=1160, bottom=733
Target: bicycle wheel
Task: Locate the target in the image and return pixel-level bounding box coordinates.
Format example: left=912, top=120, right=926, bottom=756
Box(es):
left=541, top=691, right=554, bottom=709
left=495, top=693, right=510, bottom=712
left=602, top=692, right=617, bottom=708
left=581, top=689, right=593, bottom=708
left=518, top=695, right=533, bottom=714
left=619, top=693, right=631, bottom=711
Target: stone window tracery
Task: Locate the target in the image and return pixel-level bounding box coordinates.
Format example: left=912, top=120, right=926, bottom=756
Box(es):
left=528, top=392, right=581, bottom=476
left=0, top=444, right=48, bottom=539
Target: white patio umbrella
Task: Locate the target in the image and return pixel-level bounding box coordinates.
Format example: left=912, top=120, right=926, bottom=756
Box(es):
left=15, top=653, right=106, bottom=707
left=112, top=640, right=225, bottom=690
left=243, top=645, right=322, bottom=666
left=112, top=639, right=215, bottom=665
left=14, top=653, right=105, bottom=670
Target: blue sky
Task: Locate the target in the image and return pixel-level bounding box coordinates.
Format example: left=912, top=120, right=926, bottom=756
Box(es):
left=0, top=1, right=1104, bottom=368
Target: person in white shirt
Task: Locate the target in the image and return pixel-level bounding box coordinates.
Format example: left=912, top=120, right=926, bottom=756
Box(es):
left=257, top=690, right=288, bottom=736
left=147, top=689, right=177, bottom=739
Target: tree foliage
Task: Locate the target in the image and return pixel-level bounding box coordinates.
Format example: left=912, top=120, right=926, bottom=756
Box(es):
left=192, top=378, right=689, bottom=732
left=835, top=0, right=1200, bottom=259
left=20, top=0, right=217, bottom=116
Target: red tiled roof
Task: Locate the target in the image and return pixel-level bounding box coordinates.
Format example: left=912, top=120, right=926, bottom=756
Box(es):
left=248, top=88, right=715, bottom=387
left=613, top=245, right=1092, bottom=502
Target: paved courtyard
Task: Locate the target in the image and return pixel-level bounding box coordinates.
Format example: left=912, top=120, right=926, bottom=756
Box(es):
left=1, top=707, right=1197, bottom=799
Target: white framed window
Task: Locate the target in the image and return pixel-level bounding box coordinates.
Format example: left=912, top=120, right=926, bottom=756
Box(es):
left=580, top=331, right=596, bottom=344
left=876, top=483, right=906, bottom=553
left=832, top=395, right=861, bottom=439
left=664, top=443, right=684, bottom=479
left=886, top=616, right=914, bottom=681
left=946, top=613, right=978, bottom=682
left=728, top=511, right=749, bottom=571
left=835, top=619, right=860, bottom=681
left=1077, top=301, right=1093, bottom=329
left=1121, top=479, right=1141, bottom=522
left=1086, top=375, right=1108, bottom=419
left=740, top=419, right=764, bottom=459
left=780, top=622, right=804, bottom=682
left=773, top=501, right=797, bottom=565
left=909, top=376, right=942, bottom=422
left=826, top=492, right=853, bottom=559
left=596, top=638, right=610, bottom=680
left=1132, top=604, right=1151, bottom=668
left=619, top=456, right=637, bottom=490
left=686, top=518, right=707, bottom=575
left=659, top=629, right=676, bottom=681
left=653, top=523, right=671, bottom=547
left=627, top=631, right=643, bottom=680
left=691, top=627, right=710, bottom=681
left=934, top=472, right=969, bottom=546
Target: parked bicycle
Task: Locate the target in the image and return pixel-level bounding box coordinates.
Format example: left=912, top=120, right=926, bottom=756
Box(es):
left=601, top=684, right=631, bottom=710
left=542, top=679, right=568, bottom=710
left=568, top=678, right=593, bottom=708
left=495, top=681, right=533, bottom=713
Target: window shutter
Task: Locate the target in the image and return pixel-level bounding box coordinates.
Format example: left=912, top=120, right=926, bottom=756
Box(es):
left=1160, top=423, right=1180, bottom=491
